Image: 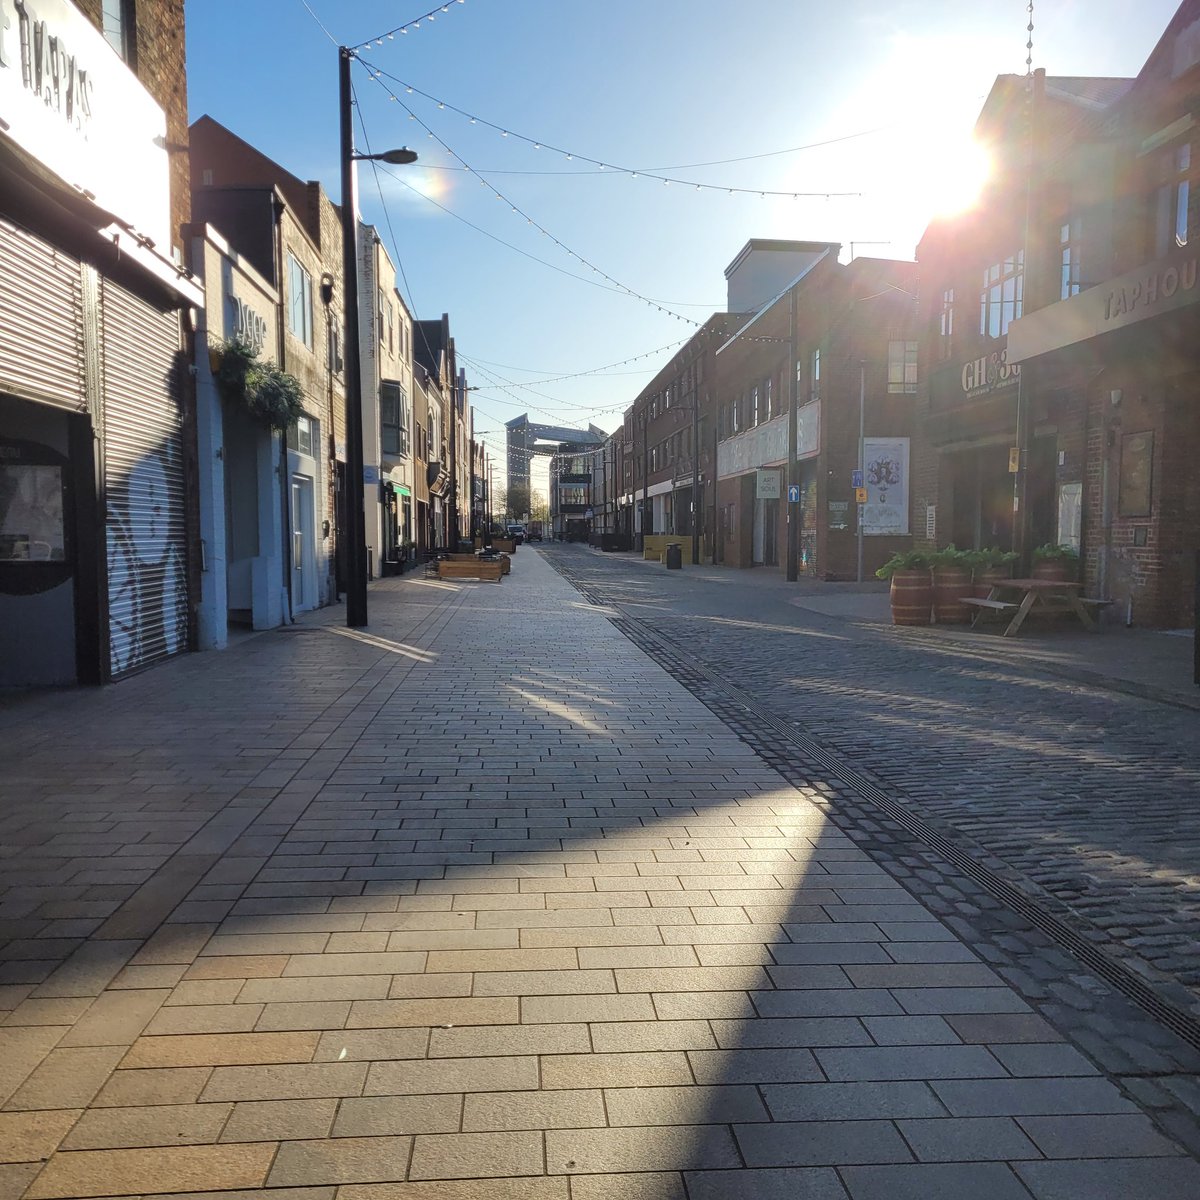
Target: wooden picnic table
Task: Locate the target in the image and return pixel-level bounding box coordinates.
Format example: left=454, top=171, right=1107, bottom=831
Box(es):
left=960, top=577, right=1100, bottom=638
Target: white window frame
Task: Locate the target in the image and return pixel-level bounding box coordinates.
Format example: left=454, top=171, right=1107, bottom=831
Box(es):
left=887, top=341, right=918, bottom=393
left=287, top=252, right=314, bottom=349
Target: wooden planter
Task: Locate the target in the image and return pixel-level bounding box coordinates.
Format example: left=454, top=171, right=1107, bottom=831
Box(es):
left=933, top=564, right=972, bottom=624
left=890, top=569, right=932, bottom=626
left=972, top=565, right=1014, bottom=598
left=1032, top=558, right=1074, bottom=582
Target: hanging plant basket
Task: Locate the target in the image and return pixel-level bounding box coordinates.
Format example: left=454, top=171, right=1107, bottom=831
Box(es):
left=209, top=337, right=305, bottom=433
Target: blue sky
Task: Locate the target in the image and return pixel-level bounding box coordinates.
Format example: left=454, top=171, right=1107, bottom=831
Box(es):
left=186, top=0, right=1180, bottom=478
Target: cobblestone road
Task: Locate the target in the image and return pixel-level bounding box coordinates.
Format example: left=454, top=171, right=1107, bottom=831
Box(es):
left=0, top=549, right=1198, bottom=1198
left=543, top=545, right=1200, bottom=1014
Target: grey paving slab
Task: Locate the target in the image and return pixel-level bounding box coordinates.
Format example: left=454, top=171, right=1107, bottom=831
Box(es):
left=1, top=548, right=1197, bottom=1196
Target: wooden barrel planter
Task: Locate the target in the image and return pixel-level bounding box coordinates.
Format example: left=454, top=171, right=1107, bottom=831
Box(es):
left=973, top=566, right=1013, bottom=598
left=933, top=564, right=973, bottom=624
left=890, top=569, right=933, bottom=625
left=1032, top=559, right=1072, bottom=582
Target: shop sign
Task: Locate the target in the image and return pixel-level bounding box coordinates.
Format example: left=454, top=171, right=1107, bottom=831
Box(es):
left=862, top=438, right=909, bottom=535
left=960, top=347, right=1020, bottom=399
left=755, top=468, right=781, bottom=500
left=1009, top=251, right=1200, bottom=364
left=230, top=297, right=268, bottom=355
left=0, top=0, right=171, bottom=250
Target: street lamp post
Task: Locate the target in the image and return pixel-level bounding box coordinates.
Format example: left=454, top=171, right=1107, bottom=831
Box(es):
left=338, top=45, right=417, bottom=627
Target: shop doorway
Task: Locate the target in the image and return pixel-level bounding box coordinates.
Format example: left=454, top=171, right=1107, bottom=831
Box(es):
left=752, top=499, right=779, bottom=566
left=290, top=474, right=318, bottom=613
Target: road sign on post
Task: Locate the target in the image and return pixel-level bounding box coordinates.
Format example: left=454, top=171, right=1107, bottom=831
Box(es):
left=855, top=487, right=868, bottom=504
left=788, top=484, right=801, bottom=503
left=851, top=469, right=863, bottom=489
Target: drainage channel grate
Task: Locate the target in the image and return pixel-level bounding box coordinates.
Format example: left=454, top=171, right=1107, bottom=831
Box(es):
left=551, top=556, right=1200, bottom=1055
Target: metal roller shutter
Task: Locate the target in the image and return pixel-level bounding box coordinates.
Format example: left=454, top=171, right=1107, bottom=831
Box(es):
left=102, top=281, right=189, bottom=677
left=0, top=219, right=85, bottom=409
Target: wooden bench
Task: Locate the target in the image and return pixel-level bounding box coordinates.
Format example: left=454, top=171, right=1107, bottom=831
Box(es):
left=960, top=597, right=1020, bottom=628
left=437, top=558, right=503, bottom=582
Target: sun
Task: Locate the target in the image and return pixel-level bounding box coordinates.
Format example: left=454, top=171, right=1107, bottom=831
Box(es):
left=921, top=137, right=993, bottom=218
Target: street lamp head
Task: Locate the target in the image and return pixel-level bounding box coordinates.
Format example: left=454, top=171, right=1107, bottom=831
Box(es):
left=354, top=147, right=418, bottom=165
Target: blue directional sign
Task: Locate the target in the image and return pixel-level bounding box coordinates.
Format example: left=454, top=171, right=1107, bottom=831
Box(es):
left=851, top=469, right=863, bottom=489
left=788, top=484, right=801, bottom=503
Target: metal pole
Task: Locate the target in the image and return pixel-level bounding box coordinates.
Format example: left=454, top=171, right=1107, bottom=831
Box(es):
left=691, top=397, right=700, bottom=565
left=857, top=359, right=865, bottom=584
left=641, top=410, right=649, bottom=551
left=339, top=47, right=368, bottom=626
left=711, top=398, right=720, bottom=564
left=786, top=287, right=799, bottom=582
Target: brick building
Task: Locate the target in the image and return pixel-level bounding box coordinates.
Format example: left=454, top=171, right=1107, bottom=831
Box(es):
left=1, top=0, right=203, bottom=685
left=1006, top=1, right=1200, bottom=627
left=913, top=74, right=1133, bottom=578
left=189, top=116, right=347, bottom=616
left=618, top=315, right=733, bottom=558
left=713, top=242, right=918, bottom=578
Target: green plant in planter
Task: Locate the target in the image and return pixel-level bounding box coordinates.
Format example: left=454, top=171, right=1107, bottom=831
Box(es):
left=211, top=337, right=305, bottom=432
left=931, top=544, right=971, bottom=569
left=1033, top=542, right=1080, bottom=563
left=246, top=361, right=304, bottom=431
left=875, top=550, right=931, bottom=579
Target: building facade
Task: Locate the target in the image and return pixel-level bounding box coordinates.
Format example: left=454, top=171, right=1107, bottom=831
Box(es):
left=714, top=244, right=918, bottom=579
left=1, top=0, right=204, bottom=686
left=1006, top=3, right=1200, bottom=627
left=189, top=116, right=347, bottom=617
left=189, top=224, right=285, bottom=646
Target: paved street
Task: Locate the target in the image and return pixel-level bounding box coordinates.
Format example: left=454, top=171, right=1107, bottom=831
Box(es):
left=1, top=549, right=1199, bottom=1198
left=546, top=546, right=1200, bottom=1013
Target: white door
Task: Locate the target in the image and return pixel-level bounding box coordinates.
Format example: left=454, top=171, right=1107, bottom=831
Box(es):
left=752, top=498, right=765, bottom=564
left=290, top=475, right=317, bottom=613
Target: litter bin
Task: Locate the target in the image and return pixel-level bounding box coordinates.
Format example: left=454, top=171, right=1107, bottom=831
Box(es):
left=664, top=542, right=683, bottom=570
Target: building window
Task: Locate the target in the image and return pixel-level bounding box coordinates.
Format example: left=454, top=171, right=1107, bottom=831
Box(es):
left=287, top=414, right=315, bottom=457
left=751, top=385, right=760, bottom=426
left=810, top=348, right=820, bottom=401
left=381, top=381, right=408, bottom=456
left=763, top=376, right=773, bottom=420
left=887, top=341, right=918, bottom=393
left=938, top=288, right=955, bottom=358
left=102, top=0, right=136, bottom=65
left=287, top=253, right=314, bottom=349
left=1060, top=218, right=1083, bottom=298
left=979, top=251, right=1024, bottom=338
left=731, top=397, right=740, bottom=433
left=1156, top=143, right=1191, bottom=256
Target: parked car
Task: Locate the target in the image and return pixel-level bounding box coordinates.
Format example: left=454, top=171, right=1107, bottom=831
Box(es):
left=505, top=523, right=526, bottom=545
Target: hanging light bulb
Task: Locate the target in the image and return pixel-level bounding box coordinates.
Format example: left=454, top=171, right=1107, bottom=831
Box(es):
left=406, top=86, right=413, bottom=93
left=501, top=130, right=508, bottom=137
left=387, top=32, right=394, bottom=39
left=438, top=102, right=445, bottom=109
left=566, top=153, right=573, bottom=161
left=469, top=117, right=476, bottom=124
left=533, top=143, right=541, bottom=150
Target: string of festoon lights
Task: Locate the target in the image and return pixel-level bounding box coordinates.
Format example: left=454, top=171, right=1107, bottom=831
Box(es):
left=462, top=337, right=691, bottom=388
left=353, top=0, right=467, bottom=52
left=358, top=63, right=862, bottom=201
left=462, top=355, right=630, bottom=424
left=357, top=57, right=792, bottom=345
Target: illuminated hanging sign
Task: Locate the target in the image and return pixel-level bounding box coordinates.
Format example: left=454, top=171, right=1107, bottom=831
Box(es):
left=0, top=0, right=170, bottom=250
